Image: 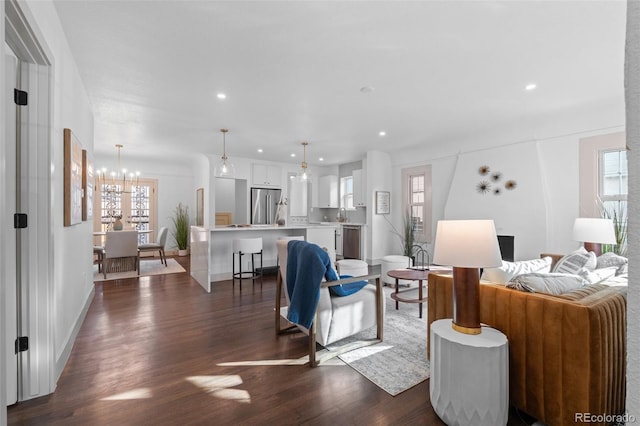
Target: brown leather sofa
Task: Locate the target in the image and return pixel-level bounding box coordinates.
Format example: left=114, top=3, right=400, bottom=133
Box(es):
left=427, top=272, right=627, bottom=426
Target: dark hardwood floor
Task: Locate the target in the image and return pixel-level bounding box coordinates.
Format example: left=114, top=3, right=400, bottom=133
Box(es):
left=8, top=256, right=535, bottom=425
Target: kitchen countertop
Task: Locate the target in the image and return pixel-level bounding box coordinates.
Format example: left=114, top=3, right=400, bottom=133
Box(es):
left=210, top=224, right=337, bottom=232
left=311, top=222, right=366, bottom=226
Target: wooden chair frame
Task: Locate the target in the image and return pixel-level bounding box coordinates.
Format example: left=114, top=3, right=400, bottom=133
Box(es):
left=275, top=271, right=384, bottom=367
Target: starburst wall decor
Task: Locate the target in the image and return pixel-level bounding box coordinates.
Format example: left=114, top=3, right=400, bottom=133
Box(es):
left=476, top=165, right=517, bottom=195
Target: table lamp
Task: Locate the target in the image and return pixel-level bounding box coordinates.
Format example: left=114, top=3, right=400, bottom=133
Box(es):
left=432, top=220, right=502, bottom=335
left=572, top=218, right=616, bottom=256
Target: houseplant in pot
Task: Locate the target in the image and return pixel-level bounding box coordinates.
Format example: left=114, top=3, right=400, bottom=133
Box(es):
left=171, top=202, right=190, bottom=256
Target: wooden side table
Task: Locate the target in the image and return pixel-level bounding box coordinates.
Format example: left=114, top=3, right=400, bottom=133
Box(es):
left=387, top=268, right=431, bottom=318
left=430, top=319, right=509, bottom=426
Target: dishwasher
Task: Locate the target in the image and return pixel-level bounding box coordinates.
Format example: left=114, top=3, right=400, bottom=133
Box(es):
left=342, top=225, right=361, bottom=259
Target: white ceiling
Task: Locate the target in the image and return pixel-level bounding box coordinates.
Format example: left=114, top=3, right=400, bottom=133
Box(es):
left=52, top=0, right=626, bottom=166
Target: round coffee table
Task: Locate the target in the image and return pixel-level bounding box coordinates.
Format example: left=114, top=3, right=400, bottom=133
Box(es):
left=388, top=268, right=431, bottom=318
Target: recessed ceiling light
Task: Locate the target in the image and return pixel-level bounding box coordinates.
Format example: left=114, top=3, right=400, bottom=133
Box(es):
left=217, top=93, right=227, bottom=99
left=379, top=131, right=386, bottom=137
left=290, top=153, right=296, bottom=157
left=525, top=83, right=537, bottom=91
left=319, top=157, right=324, bottom=161
left=257, top=148, right=263, bottom=153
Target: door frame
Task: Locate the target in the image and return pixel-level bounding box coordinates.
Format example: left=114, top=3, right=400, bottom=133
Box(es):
left=3, top=0, right=55, bottom=421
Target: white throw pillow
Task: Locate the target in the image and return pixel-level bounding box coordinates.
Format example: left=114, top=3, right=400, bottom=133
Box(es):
left=578, top=266, right=618, bottom=285
left=481, top=257, right=552, bottom=284
left=506, top=272, right=588, bottom=295
left=596, top=252, right=628, bottom=275
left=552, top=247, right=597, bottom=274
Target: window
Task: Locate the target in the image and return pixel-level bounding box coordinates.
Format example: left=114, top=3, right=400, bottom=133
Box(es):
left=599, top=149, right=628, bottom=209
left=598, top=149, right=627, bottom=254
left=93, top=178, right=158, bottom=245
left=340, top=176, right=354, bottom=210
left=401, top=165, right=432, bottom=242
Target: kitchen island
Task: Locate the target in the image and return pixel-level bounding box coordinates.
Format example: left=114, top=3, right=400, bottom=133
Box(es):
left=190, top=224, right=337, bottom=292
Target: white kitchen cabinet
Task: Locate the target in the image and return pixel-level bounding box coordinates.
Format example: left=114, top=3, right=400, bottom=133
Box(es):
left=306, top=227, right=336, bottom=263
left=314, top=175, right=339, bottom=208
left=353, top=169, right=366, bottom=207
left=252, top=163, right=282, bottom=187
left=335, top=224, right=343, bottom=256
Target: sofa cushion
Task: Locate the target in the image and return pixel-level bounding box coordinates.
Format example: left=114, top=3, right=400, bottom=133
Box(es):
left=552, top=247, right=597, bottom=274
left=506, top=272, right=588, bottom=295
left=481, top=257, right=552, bottom=284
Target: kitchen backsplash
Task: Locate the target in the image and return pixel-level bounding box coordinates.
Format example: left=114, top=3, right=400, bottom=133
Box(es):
left=309, top=207, right=366, bottom=224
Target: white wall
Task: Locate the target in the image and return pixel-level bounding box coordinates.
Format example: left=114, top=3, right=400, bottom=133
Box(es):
left=366, top=151, right=392, bottom=263
left=626, top=0, right=639, bottom=417
left=192, top=154, right=210, bottom=226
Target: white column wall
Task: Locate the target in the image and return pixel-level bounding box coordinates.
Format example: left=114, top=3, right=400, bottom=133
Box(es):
left=626, top=0, right=639, bottom=416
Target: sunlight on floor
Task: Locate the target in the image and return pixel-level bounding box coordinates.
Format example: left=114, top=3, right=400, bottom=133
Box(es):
left=186, top=375, right=251, bottom=403
left=337, top=344, right=393, bottom=362
left=100, top=388, right=153, bottom=400
left=217, top=356, right=309, bottom=366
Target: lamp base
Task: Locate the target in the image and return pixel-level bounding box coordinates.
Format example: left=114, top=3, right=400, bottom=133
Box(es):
left=451, top=322, right=481, bottom=335
left=583, top=242, right=603, bottom=256
left=452, top=266, right=482, bottom=335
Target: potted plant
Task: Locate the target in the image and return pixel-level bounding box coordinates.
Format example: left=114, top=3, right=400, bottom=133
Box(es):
left=171, top=202, right=190, bottom=256
left=600, top=201, right=627, bottom=256
left=385, top=208, right=417, bottom=264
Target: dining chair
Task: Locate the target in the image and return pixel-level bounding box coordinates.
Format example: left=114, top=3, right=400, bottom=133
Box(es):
left=103, top=230, right=140, bottom=278
left=138, top=227, right=169, bottom=266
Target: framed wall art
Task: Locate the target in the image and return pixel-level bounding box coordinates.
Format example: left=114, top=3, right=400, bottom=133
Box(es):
left=375, top=191, right=390, bottom=215
left=64, top=128, right=83, bottom=226
left=196, top=187, right=204, bottom=226
left=82, top=149, right=94, bottom=221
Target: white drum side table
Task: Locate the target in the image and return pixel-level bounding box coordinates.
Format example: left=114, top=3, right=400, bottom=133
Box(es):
left=430, top=319, right=509, bottom=426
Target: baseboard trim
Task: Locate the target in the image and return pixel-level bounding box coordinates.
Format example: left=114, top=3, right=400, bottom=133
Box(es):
left=55, top=286, right=95, bottom=381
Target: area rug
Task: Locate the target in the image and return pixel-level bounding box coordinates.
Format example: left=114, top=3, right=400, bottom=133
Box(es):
left=93, top=258, right=186, bottom=282
left=331, top=286, right=430, bottom=396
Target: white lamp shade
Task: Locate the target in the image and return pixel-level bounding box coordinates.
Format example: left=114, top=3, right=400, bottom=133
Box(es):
left=432, top=220, right=502, bottom=268
left=573, top=218, right=616, bottom=244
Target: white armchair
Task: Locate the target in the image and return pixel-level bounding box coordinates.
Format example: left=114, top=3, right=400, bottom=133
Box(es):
left=103, top=230, right=140, bottom=278
left=275, top=240, right=384, bottom=367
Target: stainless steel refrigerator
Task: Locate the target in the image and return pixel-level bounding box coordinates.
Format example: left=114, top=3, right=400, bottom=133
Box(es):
left=250, top=188, right=282, bottom=225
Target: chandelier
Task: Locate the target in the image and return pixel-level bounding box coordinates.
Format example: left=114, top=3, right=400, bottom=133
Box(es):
left=96, top=144, right=140, bottom=194
left=214, top=128, right=236, bottom=178
left=297, top=141, right=311, bottom=181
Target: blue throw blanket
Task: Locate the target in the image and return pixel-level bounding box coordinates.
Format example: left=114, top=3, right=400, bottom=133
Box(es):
left=286, top=240, right=338, bottom=329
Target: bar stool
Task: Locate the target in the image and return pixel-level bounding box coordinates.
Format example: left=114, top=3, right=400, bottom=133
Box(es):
left=232, top=237, right=263, bottom=291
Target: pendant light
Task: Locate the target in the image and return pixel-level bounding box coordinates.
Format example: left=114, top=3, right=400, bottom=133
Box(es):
left=214, top=128, right=235, bottom=178
left=297, top=141, right=311, bottom=181
left=96, top=144, right=141, bottom=194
